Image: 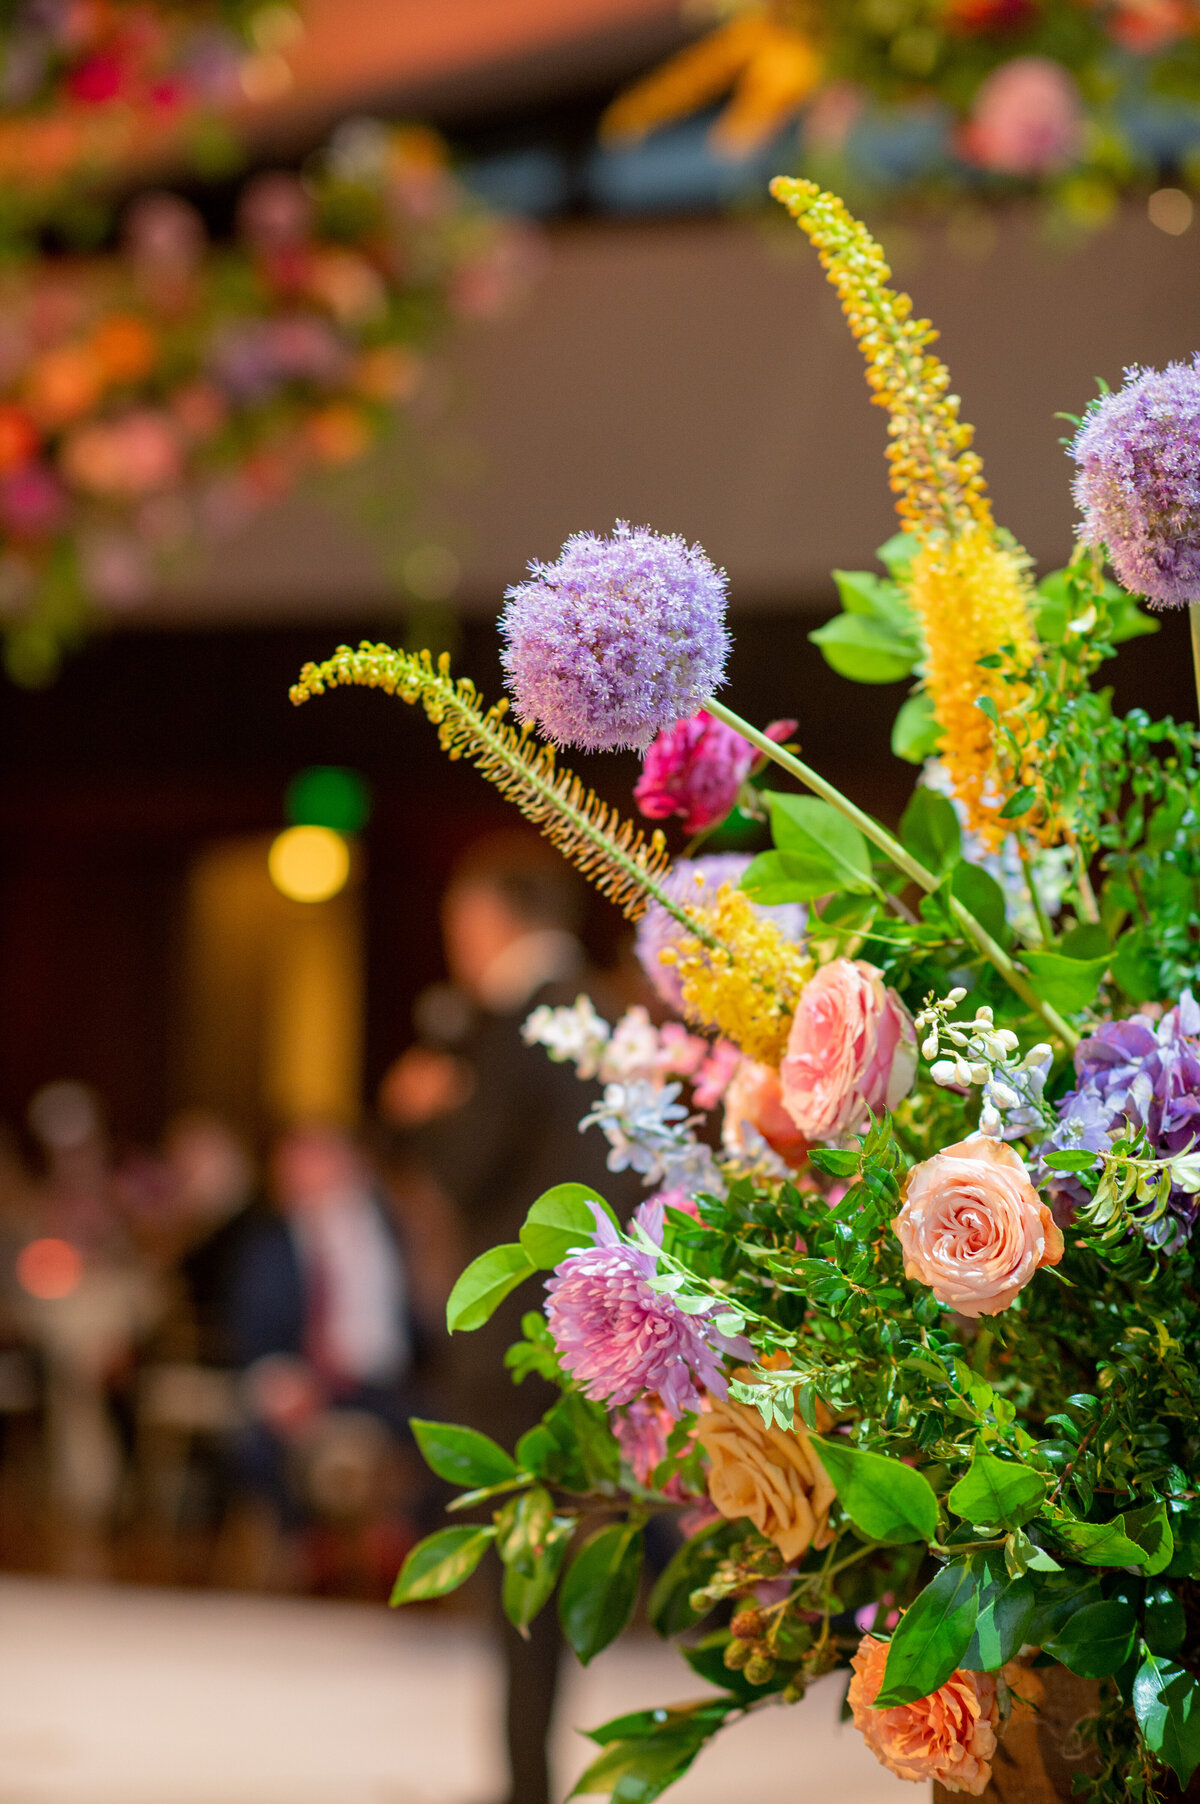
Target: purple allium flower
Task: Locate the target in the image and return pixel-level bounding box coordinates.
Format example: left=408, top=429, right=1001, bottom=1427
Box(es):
left=634, top=855, right=805, bottom=1010
left=544, top=1200, right=749, bottom=1419
left=634, top=709, right=797, bottom=836
left=1041, top=990, right=1200, bottom=1246
left=499, top=522, right=731, bottom=752
left=1070, top=359, right=1200, bottom=608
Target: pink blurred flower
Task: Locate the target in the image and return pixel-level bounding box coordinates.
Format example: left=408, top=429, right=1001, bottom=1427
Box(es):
left=804, top=81, right=864, bottom=154
left=723, top=1058, right=810, bottom=1167
left=611, top=1396, right=695, bottom=1497
left=0, top=464, right=66, bottom=538
left=780, top=959, right=916, bottom=1142
left=962, top=57, right=1083, bottom=178
left=693, top=1039, right=741, bottom=1110
left=61, top=410, right=182, bottom=499
left=635, top=709, right=796, bottom=836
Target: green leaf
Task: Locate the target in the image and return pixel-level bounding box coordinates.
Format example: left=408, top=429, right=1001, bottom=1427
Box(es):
left=764, top=793, right=873, bottom=896
left=1045, top=1600, right=1137, bottom=1677
left=949, top=860, right=1010, bottom=946
left=900, top=788, right=962, bottom=879
left=891, top=692, right=942, bottom=764
left=1051, top=1515, right=1153, bottom=1569
left=741, top=849, right=837, bottom=906
left=390, top=1525, right=495, bottom=1604
left=498, top=1488, right=575, bottom=1632
left=1123, top=1501, right=1174, bottom=1577
left=809, top=613, right=916, bottom=683
left=876, top=533, right=920, bottom=578
left=1060, top=922, right=1110, bottom=961
left=1112, top=927, right=1161, bottom=1003
left=1043, top=1150, right=1099, bottom=1173
left=831, top=568, right=912, bottom=625
left=571, top=1709, right=728, bottom=1800
left=998, top=785, right=1037, bottom=820
left=559, top=1523, right=644, bottom=1665
left=1144, top=1584, right=1187, bottom=1655
left=876, top=1563, right=979, bottom=1706
left=949, top=1453, right=1045, bottom=1530
left=1021, top=949, right=1109, bottom=1014
left=1134, top=1653, right=1200, bottom=1787
left=1026, top=1570, right=1104, bottom=1643
left=410, top=1419, right=518, bottom=1488
left=520, top=1184, right=616, bottom=1270
left=810, top=1438, right=939, bottom=1545
left=446, top=1242, right=533, bottom=1333
left=647, top=1519, right=729, bottom=1637
left=1167, top=1501, right=1200, bottom=1579
left=962, top=1574, right=1034, bottom=1672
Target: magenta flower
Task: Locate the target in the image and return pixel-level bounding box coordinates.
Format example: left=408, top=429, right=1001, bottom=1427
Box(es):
left=500, top=522, right=730, bottom=752
left=1070, top=359, right=1200, bottom=608
left=634, top=710, right=797, bottom=836
left=544, top=1200, right=748, bottom=1419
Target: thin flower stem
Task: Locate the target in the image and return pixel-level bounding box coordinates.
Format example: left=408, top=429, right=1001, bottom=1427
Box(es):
left=705, top=699, right=1080, bottom=1050
left=1015, top=828, right=1054, bottom=949
left=1191, top=602, right=1200, bottom=725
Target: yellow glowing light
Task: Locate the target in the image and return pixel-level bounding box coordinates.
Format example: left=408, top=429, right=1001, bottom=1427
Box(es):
left=268, top=825, right=350, bottom=903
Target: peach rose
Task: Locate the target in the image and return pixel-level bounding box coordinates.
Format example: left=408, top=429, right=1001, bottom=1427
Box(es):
left=780, top=959, right=917, bottom=1141
left=722, top=1057, right=809, bottom=1168
left=894, top=1137, right=1064, bottom=1318
left=849, top=1633, right=1003, bottom=1794
left=696, top=1365, right=835, bottom=1563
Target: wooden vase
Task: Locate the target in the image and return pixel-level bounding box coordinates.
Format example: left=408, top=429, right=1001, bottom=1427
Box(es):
left=933, top=1669, right=1099, bottom=1804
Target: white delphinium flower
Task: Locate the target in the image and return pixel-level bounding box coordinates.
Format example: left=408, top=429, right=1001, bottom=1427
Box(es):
left=599, top=1006, right=664, bottom=1084
left=522, top=994, right=611, bottom=1078
left=581, top=1080, right=724, bottom=1196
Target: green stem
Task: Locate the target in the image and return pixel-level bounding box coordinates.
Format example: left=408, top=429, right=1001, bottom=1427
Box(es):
left=1191, top=603, right=1200, bottom=726
left=705, top=698, right=1080, bottom=1050
left=1015, top=828, right=1054, bottom=949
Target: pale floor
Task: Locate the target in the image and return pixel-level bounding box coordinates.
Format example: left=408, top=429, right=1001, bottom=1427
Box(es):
left=0, top=1576, right=913, bottom=1804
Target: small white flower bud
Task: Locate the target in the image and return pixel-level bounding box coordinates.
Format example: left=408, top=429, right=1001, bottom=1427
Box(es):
left=989, top=1082, right=1021, bottom=1111
left=974, top=1006, right=994, bottom=1025
left=947, top=986, right=968, bottom=1004
left=921, top=1035, right=939, bottom=1060
left=995, top=1030, right=1020, bottom=1052
left=930, top=1060, right=958, bottom=1086
left=954, top=1057, right=975, bottom=1086
left=968, top=1062, right=991, bottom=1086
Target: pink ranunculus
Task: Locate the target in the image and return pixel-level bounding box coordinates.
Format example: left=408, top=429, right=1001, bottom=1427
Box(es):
left=779, top=959, right=916, bottom=1142
left=893, top=1136, right=1064, bottom=1318
left=723, top=1057, right=809, bottom=1168
left=961, top=56, right=1083, bottom=178
left=634, top=710, right=796, bottom=837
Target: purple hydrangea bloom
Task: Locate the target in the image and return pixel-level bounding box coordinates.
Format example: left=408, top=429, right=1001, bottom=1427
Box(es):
left=544, top=1200, right=750, bottom=1419
left=1070, top=359, right=1200, bottom=608
left=635, top=854, right=805, bottom=1010
left=1042, top=990, right=1200, bottom=1246
left=499, top=522, right=730, bottom=751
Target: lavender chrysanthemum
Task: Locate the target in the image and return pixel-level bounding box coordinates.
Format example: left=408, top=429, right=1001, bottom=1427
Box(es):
left=544, top=1201, right=748, bottom=1419
left=634, top=854, right=805, bottom=1010
left=1041, top=989, right=1200, bottom=1246
left=499, top=522, right=730, bottom=751
left=1070, top=358, right=1200, bottom=608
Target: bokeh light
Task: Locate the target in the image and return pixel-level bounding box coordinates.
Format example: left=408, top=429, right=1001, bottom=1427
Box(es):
left=1148, top=187, right=1193, bottom=235
left=267, top=824, right=351, bottom=902
left=16, top=1237, right=82, bottom=1300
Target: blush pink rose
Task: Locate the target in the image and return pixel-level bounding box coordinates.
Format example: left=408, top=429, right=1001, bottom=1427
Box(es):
left=722, top=1057, right=809, bottom=1168
left=893, top=1136, right=1064, bottom=1318
left=780, top=960, right=916, bottom=1141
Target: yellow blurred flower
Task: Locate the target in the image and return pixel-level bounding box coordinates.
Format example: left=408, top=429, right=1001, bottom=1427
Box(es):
left=667, top=883, right=812, bottom=1063
left=603, top=9, right=822, bottom=158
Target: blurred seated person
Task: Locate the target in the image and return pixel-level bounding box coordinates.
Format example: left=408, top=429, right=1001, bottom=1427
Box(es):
left=222, top=1123, right=417, bottom=1582
left=164, top=1110, right=259, bottom=1368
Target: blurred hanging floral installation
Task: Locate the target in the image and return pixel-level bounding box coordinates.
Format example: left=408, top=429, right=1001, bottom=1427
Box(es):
left=0, top=0, right=306, bottom=241
left=0, top=6, right=535, bottom=685
left=603, top=0, right=1200, bottom=229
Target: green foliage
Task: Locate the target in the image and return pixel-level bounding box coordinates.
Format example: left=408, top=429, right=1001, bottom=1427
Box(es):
left=446, top=1243, right=533, bottom=1332
left=876, top=1562, right=979, bottom=1706
left=520, top=1185, right=616, bottom=1270
left=809, top=1438, right=940, bottom=1546
left=410, top=1420, right=519, bottom=1489
left=390, top=1526, right=495, bottom=1603
left=559, top=1523, right=645, bottom=1665
left=948, top=1452, right=1045, bottom=1530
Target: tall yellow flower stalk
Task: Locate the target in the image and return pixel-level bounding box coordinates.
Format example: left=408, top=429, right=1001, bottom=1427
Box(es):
left=771, top=178, right=1043, bottom=843
left=667, top=884, right=814, bottom=1064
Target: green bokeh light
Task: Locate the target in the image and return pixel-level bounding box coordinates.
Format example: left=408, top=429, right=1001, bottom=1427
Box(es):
left=285, top=766, right=372, bottom=834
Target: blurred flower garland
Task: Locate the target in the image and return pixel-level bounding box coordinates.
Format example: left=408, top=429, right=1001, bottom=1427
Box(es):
left=604, top=0, right=1200, bottom=228
left=0, top=120, right=535, bottom=685
left=0, top=0, right=307, bottom=240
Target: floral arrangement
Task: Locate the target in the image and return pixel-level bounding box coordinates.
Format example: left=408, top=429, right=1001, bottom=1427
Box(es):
left=0, top=0, right=305, bottom=234
left=604, top=0, right=1200, bottom=229
left=0, top=120, right=532, bottom=684
left=293, top=177, right=1200, bottom=1802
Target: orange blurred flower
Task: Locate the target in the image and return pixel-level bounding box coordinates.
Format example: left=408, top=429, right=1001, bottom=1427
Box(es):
left=24, top=343, right=103, bottom=428
left=305, top=402, right=372, bottom=465
left=0, top=405, right=39, bottom=475
left=89, top=313, right=159, bottom=384
left=352, top=345, right=421, bottom=403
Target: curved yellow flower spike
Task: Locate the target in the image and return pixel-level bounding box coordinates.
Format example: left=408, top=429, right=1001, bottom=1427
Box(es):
left=667, top=884, right=813, bottom=1063
left=771, top=177, right=1044, bottom=844
left=602, top=11, right=822, bottom=159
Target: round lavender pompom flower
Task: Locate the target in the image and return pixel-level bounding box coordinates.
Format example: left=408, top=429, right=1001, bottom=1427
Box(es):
left=499, top=521, right=731, bottom=751
left=1070, top=358, right=1200, bottom=609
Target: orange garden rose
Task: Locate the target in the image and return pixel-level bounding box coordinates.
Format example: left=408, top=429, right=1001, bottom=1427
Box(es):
left=848, top=1633, right=1042, bottom=1794
left=697, top=1367, right=835, bottom=1562
left=893, top=1136, right=1064, bottom=1317
left=722, top=1056, right=809, bottom=1167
